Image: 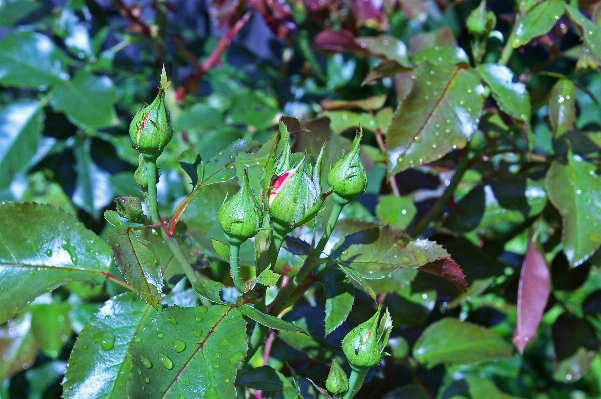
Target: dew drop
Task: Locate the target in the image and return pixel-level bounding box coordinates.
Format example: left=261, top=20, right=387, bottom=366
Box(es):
left=172, top=339, right=186, bottom=353
left=140, top=355, right=153, bottom=369
left=133, top=336, right=142, bottom=343
left=159, top=354, right=174, bottom=370
left=169, top=315, right=178, bottom=325
left=145, top=377, right=150, bottom=384
left=157, top=332, right=164, bottom=339
left=93, top=331, right=115, bottom=350
left=45, top=249, right=53, bottom=257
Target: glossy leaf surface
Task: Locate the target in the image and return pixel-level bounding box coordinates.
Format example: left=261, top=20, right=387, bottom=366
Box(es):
left=62, top=293, right=152, bottom=399
left=513, top=239, right=550, bottom=354
left=545, top=151, right=601, bottom=266
left=413, top=318, right=513, bottom=368
left=386, top=61, right=484, bottom=174
left=0, top=31, right=67, bottom=88
left=128, top=305, right=247, bottom=398
left=106, top=226, right=163, bottom=308
left=317, top=268, right=355, bottom=335
left=512, top=1, right=565, bottom=48
left=0, top=203, right=111, bottom=324
left=548, top=79, right=576, bottom=137
left=477, top=64, right=530, bottom=122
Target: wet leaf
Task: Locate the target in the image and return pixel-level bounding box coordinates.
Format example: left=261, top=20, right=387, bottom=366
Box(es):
left=29, top=302, right=72, bottom=360
left=386, top=61, right=484, bottom=174
left=62, top=293, right=152, bottom=399
left=50, top=70, right=117, bottom=128
left=239, top=305, right=307, bottom=334
left=0, top=203, right=111, bottom=324
left=0, top=0, right=41, bottom=26
left=513, top=238, right=550, bottom=354
left=551, top=313, right=599, bottom=382
left=375, top=195, right=416, bottom=230
left=548, top=78, right=577, bottom=138
left=512, top=0, right=565, bottom=48
left=413, top=46, right=469, bottom=65
left=413, top=318, right=513, bottom=368
left=0, top=100, right=42, bottom=191
left=477, top=64, right=530, bottom=122
left=0, top=31, right=67, bottom=88
left=106, top=226, right=163, bottom=309
left=0, top=312, right=37, bottom=380
left=128, top=305, right=247, bottom=398
left=545, top=150, right=601, bottom=266
left=566, top=5, right=601, bottom=62
left=317, top=268, right=354, bottom=335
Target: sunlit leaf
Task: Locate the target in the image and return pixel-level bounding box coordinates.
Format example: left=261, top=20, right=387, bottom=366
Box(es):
left=512, top=0, right=565, bottom=48
left=477, top=64, right=530, bottom=122
left=386, top=61, right=484, bottom=174
left=548, top=79, right=577, bottom=138
left=317, top=268, right=354, bottom=335
left=0, top=313, right=37, bottom=380
left=0, top=203, right=111, bottom=324
left=566, top=5, right=601, bottom=62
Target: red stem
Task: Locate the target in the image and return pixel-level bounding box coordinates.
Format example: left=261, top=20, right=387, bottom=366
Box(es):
left=113, top=0, right=153, bottom=37
left=177, top=10, right=253, bottom=100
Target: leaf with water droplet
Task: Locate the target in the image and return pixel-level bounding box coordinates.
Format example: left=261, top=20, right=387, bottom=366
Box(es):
left=128, top=305, right=247, bottom=398
left=476, top=64, right=530, bottom=124
left=545, top=150, right=601, bottom=266
left=512, top=0, right=565, bottom=49
left=0, top=203, right=112, bottom=324
left=566, top=5, right=601, bottom=62
left=92, top=331, right=115, bottom=351
left=386, top=61, right=483, bottom=174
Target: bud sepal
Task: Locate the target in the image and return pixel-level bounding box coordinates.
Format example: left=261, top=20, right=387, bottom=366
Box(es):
left=326, top=358, right=349, bottom=395
left=218, top=170, right=261, bottom=246
left=342, top=307, right=392, bottom=370
left=327, top=128, right=367, bottom=204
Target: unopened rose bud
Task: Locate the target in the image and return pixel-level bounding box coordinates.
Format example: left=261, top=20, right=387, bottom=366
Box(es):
left=129, top=67, right=173, bottom=159
left=325, top=358, right=349, bottom=395
left=327, top=128, right=367, bottom=203
left=342, top=308, right=392, bottom=370
left=218, top=170, right=261, bottom=245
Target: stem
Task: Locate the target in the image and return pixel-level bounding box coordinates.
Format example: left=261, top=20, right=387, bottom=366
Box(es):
left=498, top=12, right=520, bottom=66
left=144, top=155, right=201, bottom=287
left=409, top=147, right=470, bottom=237
left=269, top=198, right=346, bottom=316
left=229, top=243, right=245, bottom=293
left=343, top=367, right=368, bottom=399
left=105, top=272, right=133, bottom=291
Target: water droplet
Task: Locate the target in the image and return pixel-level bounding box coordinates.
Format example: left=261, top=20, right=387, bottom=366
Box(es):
left=213, top=352, right=222, bottom=359
left=220, top=339, right=229, bottom=346
left=133, top=336, right=142, bottom=343
left=159, top=354, right=173, bottom=370
left=192, top=328, right=203, bottom=339
left=45, top=249, right=52, bottom=257
left=93, top=331, right=115, bottom=350
left=157, top=332, right=164, bottom=339
left=145, top=377, right=150, bottom=384
left=172, top=339, right=186, bottom=353
left=169, top=315, right=178, bottom=325
left=140, top=355, right=153, bottom=369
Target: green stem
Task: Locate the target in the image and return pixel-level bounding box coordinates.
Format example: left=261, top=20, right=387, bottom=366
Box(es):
left=343, top=367, right=368, bottom=399
left=269, top=198, right=346, bottom=316
left=409, top=148, right=470, bottom=237
left=498, top=13, right=521, bottom=66
left=229, top=243, right=245, bottom=293
left=144, top=155, right=202, bottom=290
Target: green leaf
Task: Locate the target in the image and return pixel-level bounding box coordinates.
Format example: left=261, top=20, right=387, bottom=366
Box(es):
left=178, top=148, right=203, bottom=187
left=239, top=305, right=307, bottom=334
left=545, top=151, right=601, bottom=266
left=413, top=45, right=469, bottom=65
left=0, top=313, right=37, bottom=380
left=548, top=79, right=577, bottom=137
left=386, top=61, right=484, bottom=174
left=193, top=279, right=228, bottom=304
left=375, top=195, right=416, bottom=230
left=317, top=268, right=354, bottom=336
left=211, top=238, right=230, bottom=260
left=0, top=0, right=42, bottom=26
left=512, top=0, right=565, bottom=48
left=444, top=376, right=523, bottom=399
left=355, top=36, right=409, bottom=64
left=50, top=70, right=117, bottom=128
left=228, top=89, right=279, bottom=129
left=0, top=203, right=111, bottom=324
left=72, top=137, right=114, bottom=218
left=106, top=226, right=163, bottom=308
left=338, top=264, right=376, bottom=299
left=173, top=103, right=224, bottom=131
left=477, top=64, right=531, bottom=122
left=321, top=110, right=379, bottom=134
left=255, top=268, right=280, bottom=287
left=237, top=366, right=296, bottom=393
left=128, top=305, right=247, bottom=398
left=29, top=301, right=72, bottom=359
left=331, top=222, right=467, bottom=291
left=413, top=318, right=513, bottom=368
left=0, top=31, right=67, bottom=88
left=62, top=293, right=152, bottom=399
left=565, top=5, right=601, bottom=62
left=0, top=100, right=42, bottom=190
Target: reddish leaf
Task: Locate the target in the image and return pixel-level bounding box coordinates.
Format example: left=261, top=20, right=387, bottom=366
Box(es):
left=351, top=0, right=386, bottom=30
left=248, top=0, right=296, bottom=39
left=419, top=258, right=468, bottom=292
left=313, top=29, right=365, bottom=54
left=513, top=239, right=551, bottom=353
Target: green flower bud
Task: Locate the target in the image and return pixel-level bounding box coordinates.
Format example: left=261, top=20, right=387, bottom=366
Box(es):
left=325, top=359, right=349, bottom=395
left=327, top=128, right=367, bottom=202
left=129, top=67, right=173, bottom=159
left=115, top=196, right=144, bottom=222
left=342, top=308, right=392, bottom=370
left=268, top=142, right=327, bottom=232
left=218, top=170, right=261, bottom=245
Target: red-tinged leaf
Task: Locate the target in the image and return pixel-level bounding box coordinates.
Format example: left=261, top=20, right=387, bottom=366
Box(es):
left=513, top=239, right=550, bottom=354
left=419, top=258, right=468, bottom=292
left=386, top=61, right=484, bottom=174
left=248, top=0, right=295, bottom=39
left=313, top=29, right=365, bottom=54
